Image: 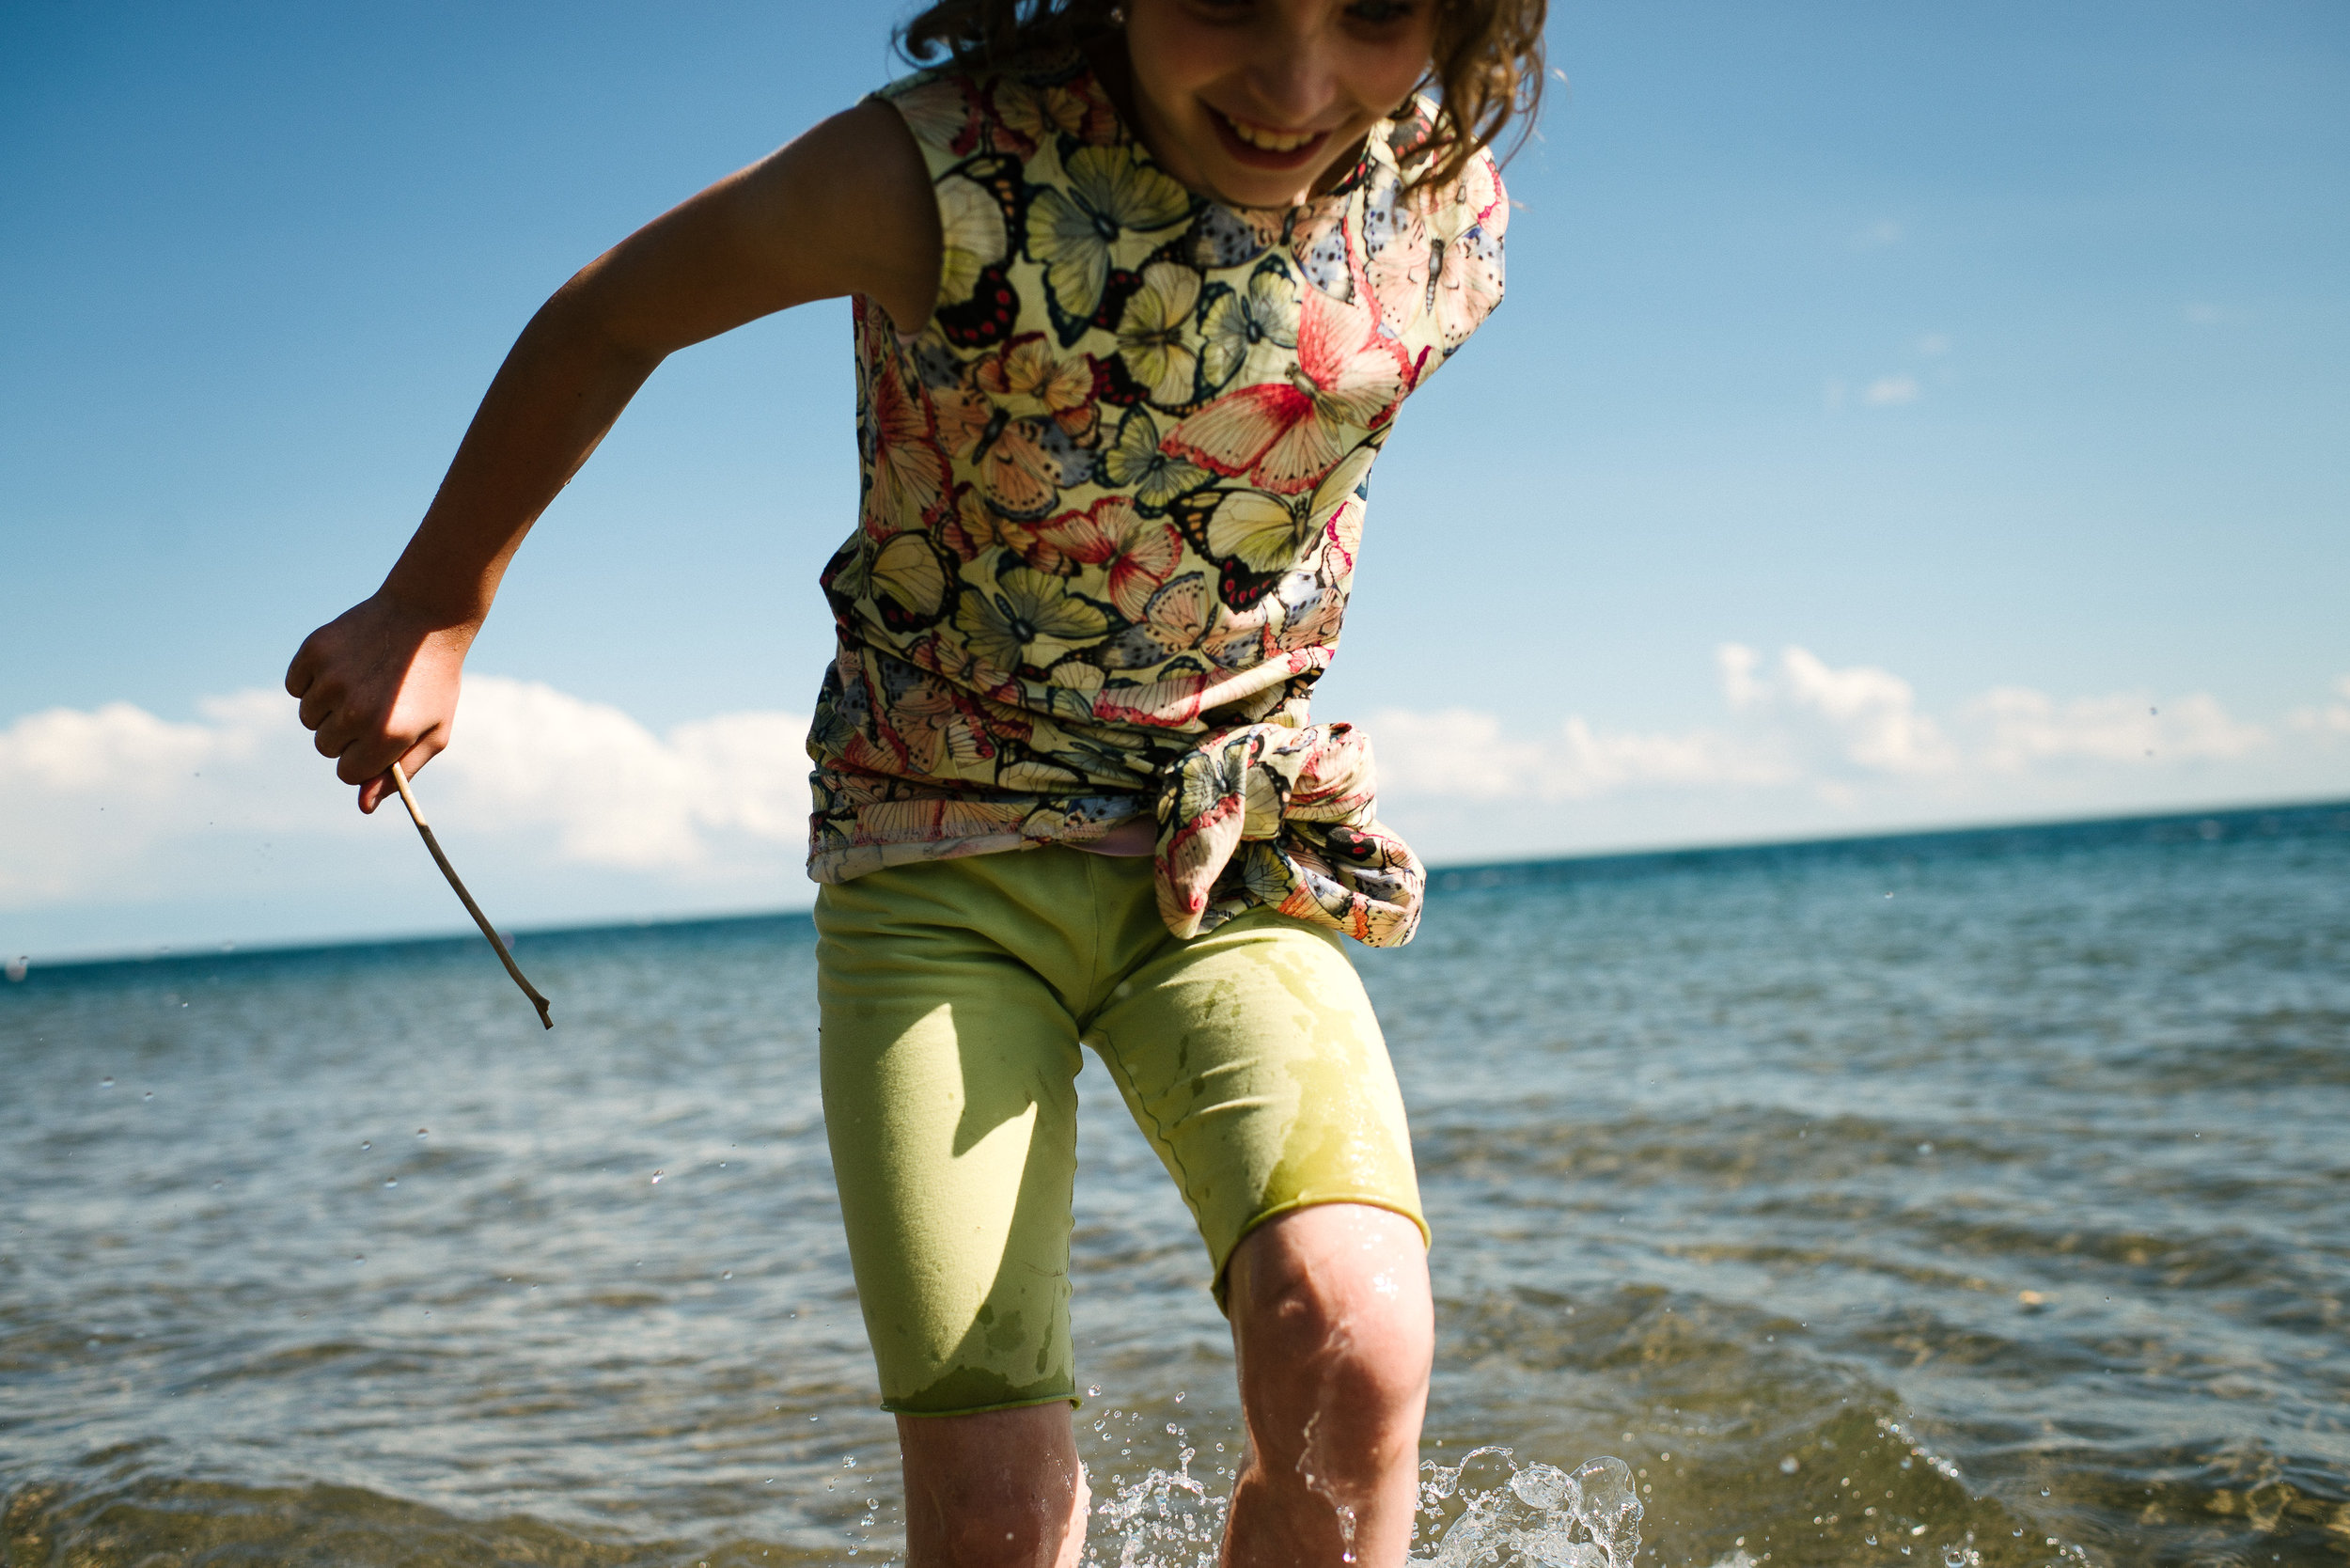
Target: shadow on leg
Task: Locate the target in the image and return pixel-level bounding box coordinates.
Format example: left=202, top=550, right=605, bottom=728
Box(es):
left=1222, top=1204, right=1434, bottom=1568
left=898, top=1403, right=1089, bottom=1568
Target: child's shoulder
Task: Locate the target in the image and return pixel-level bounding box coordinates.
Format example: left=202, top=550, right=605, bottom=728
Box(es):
left=872, top=49, right=1121, bottom=165
left=1380, top=94, right=1509, bottom=238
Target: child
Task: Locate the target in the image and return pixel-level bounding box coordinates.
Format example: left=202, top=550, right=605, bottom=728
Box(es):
left=286, top=1, right=1543, bottom=1561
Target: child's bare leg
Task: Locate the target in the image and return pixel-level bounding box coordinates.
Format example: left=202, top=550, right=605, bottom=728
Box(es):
left=1221, top=1204, right=1434, bottom=1568
left=897, top=1404, right=1089, bottom=1568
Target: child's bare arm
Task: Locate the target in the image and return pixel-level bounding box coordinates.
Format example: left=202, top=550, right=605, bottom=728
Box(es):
left=286, top=100, right=940, bottom=812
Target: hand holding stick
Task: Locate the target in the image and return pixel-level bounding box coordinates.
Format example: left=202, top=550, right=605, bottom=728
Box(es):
left=387, top=762, right=554, bottom=1029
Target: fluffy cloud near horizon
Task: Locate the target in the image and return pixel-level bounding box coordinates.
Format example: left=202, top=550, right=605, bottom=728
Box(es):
left=4, top=654, right=2344, bottom=952
left=1370, top=645, right=2294, bottom=811
left=0, top=678, right=810, bottom=912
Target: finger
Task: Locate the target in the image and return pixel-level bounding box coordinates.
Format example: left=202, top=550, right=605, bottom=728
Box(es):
left=297, top=680, right=341, bottom=733
left=312, top=704, right=366, bottom=761
left=357, top=736, right=440, bottom=815
left=285, top=635, right=320, bottom=699
left=337, top=713, right=441, bottom=788
left=336, top=730, right=403, bottom=787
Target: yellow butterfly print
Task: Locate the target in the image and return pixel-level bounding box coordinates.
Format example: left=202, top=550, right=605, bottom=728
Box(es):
left=938, top=483, right=1003, bottom=563
left=878, top=667, right=992, bottom=776
left=953, top=564, right=1111, bottom=676
left=1198, top=264, right=1300, bottom=390
left=992, top=74, right=1116, bottom=154
left=1097, top=406, right=1213, bottom=513
left=1201, top=443, right=1374, bottom=574
left=1114, top=260, right=1204, bottom=406
left=935, top=172, right=1010, bottom=306
left=968, top=409, right=1094, bottom=522
left=975, top=334, right=1096, bottom=440
left=1026, top=144, right=1191, bottom=336
left=843, top=529, right=951, bottom=627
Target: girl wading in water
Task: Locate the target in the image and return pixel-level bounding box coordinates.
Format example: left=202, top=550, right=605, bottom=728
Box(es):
left=288, top=1, right=1542, bottom=1560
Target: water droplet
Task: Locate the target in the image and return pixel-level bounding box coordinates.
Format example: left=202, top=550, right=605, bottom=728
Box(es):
left=1918, top=1142, right=1934, bottom=1154
left=416, top=1128, right=428, bottom=1138
left=101, top=1077, right=115, bottom=1089
left=360, top=1140, right=371, bottom=1150
left=722, top=1270, right=733, bottom=1279
left=650, top=1170, right=664, bottom=1184
left=1173, top=1390, right=1185, bottom=1403
left=1779, top=1455, right=1800, bottom=1474
left=384, top=1179, right=398, bottom=1188
left=1087, top=1384, right=1102, bottom=1397
left=142, top=1091, right=153, bottom=1101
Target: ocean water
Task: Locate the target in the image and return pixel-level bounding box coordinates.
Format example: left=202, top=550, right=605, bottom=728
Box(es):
left=5, top=803, right=2347, bottom=1566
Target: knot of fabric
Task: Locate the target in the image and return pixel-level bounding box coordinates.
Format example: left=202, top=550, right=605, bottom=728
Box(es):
left=1152, top=722, right=1425, bottom=947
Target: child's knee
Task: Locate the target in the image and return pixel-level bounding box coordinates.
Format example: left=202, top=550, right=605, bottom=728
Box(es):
left=1232, top=1206, right=1434, bottom=1420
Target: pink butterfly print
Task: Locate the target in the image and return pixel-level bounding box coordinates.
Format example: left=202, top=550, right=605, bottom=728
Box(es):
left=1030, top=496, right=1183, bottom=621
left=1160, top=288, right=1410, bottom=496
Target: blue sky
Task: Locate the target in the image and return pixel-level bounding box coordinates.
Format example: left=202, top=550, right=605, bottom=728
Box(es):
left=4, top=1, right=2345, bottom=960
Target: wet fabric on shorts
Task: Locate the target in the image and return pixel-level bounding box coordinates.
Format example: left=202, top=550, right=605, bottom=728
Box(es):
left=814, top=845, right=1425, bottom=1417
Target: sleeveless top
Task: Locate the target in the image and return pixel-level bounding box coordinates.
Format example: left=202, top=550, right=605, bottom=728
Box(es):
left=806, top=52, right=1507, bottom=947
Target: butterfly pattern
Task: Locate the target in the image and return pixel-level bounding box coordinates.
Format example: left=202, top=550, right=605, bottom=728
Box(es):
left=808, top=53, right=1507, bottom=947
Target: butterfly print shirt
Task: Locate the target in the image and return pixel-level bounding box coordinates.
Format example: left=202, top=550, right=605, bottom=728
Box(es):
left=806, top=54, right=1507, bottom=947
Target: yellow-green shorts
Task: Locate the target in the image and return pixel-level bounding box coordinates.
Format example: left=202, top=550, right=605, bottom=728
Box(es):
left=813, top=845, right=1426, bottom=1417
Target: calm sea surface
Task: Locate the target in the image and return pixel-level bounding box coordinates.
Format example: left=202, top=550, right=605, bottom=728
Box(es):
left=5, top=804, right=2347, bottom=1566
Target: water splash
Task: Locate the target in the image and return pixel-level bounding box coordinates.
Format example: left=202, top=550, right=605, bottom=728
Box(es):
left=1088, top=1435, right=1221, bottom=1568
left=1410, top=1448, right=1642, bottom=1568
left=1075, top=1424, right=1640, bottom=1568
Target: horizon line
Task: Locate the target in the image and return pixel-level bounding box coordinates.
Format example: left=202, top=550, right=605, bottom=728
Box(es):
left=9, top=792, right=2346, bottom=979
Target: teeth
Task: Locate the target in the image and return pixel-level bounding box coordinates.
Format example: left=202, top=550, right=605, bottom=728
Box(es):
left=1225, top=115, right=1317, bottom=153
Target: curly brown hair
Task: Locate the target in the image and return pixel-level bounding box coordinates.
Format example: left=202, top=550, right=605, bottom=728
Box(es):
left=896, top=0, right=1547, bottom=190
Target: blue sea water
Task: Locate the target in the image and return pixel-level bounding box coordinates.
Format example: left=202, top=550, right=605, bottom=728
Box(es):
left=4, top=802, right=2347, bottom=1565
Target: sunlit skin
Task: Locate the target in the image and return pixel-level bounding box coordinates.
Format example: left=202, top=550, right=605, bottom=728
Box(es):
left=283, top=3, right=1448, bottom=1563
left=1110, top=0, right=1440, bottom=210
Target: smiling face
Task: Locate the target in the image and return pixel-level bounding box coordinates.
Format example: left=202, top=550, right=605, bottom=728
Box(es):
left=1119, top=0, right=1440, bottom=210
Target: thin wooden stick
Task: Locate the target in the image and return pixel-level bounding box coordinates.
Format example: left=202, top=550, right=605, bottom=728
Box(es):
left=388, top=762, right=553, bottom=1029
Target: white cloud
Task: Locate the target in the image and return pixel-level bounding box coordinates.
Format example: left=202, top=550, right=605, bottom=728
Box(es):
left=1862, top=374, right=1919, bottom=407
left=1370, top=706, right=1786, bottom=801
left=1855, top=219, right=1904, bottom=248
left=2288, top=675, right=2350, bottom=737
left=430, top=679, right=810, bottom=869
left=1963, top=688, right=2264, bottom=770
left=1916, top=332, right=1952, bottom=357
left=1365, top=646, right=2326, bottom=831
left=0, top=677, right=810, bottom=915
left=1727, top=643, right=1956, bottom=774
